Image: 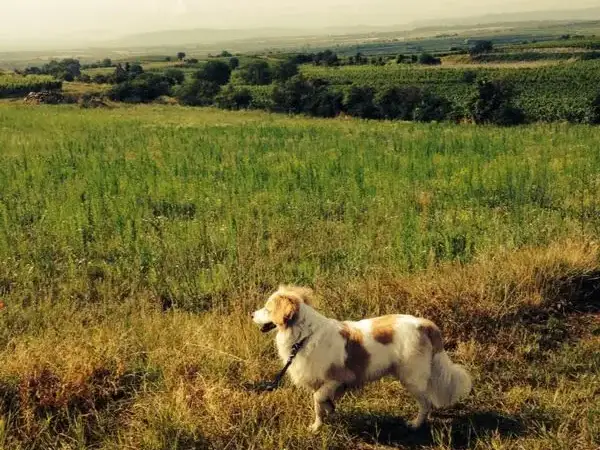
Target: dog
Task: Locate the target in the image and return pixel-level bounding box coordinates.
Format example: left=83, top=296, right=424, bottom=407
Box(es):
left=252, top=285, right=472, bottom=432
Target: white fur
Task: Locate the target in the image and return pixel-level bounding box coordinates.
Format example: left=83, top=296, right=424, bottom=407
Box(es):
left=253, top=286, right=472, bottom=432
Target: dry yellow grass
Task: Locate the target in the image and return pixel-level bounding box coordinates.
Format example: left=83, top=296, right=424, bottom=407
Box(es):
left=1, top=240, right=598, bottom=449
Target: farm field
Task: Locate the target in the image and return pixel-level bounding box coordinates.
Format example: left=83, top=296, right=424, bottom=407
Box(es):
left=0, top=104, right=599, bottom=449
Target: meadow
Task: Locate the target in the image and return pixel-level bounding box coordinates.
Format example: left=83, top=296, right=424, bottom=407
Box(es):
left=0, top=104, right=599, bottom=449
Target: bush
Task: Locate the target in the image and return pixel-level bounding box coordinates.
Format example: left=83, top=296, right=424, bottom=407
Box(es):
left=413, top=91, right=452, bottom=122
left=215, top=85, right=253, bottom=110
left=469, top=80, right=525, bottom=126
left=375, top=86, right=422, bottom=120
left=175, top=79, right=220, bottom=106
left=271, top=76, right=314, bottom=114
left=163, top=68, right=186, bottom=85
left=238, top=60, right=272, bottom=85
left=344, top=86, right=378, bottom=119
left=108, top=73, right=171, bottom=103
left=590, top=92, right=600, bottom=124
left=307, top=88, right=343, bottom=118
left=272, top=59, right=299, bottom=82
left=194, top=61, right=231, bottom=86
left=418, top=53, right=441, bottom=65
left=229, top=57, right=240, bottom=70
left=470, top=40, right=494, bottom=55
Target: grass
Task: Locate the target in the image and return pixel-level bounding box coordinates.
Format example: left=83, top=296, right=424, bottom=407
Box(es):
left=0, top=104, right=599, bottom=449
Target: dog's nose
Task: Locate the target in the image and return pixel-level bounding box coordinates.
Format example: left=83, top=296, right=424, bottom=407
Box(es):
left=251, top=311, right=254, bottom=318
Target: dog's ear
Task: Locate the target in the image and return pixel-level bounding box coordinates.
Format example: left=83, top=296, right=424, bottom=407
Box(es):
left=278, top=285, right=314, bottom=306
left=271, top=294, right=300, bottom=328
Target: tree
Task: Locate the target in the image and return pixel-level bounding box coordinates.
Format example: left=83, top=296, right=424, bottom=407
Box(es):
left=219, top=50, right=233, bottom=57
left=468, top=80, right=524, bottom=125
left=108, top=73, right=171, bottom=103
left=129, top=63, right=144, bottom=77
left=375, top=86, right=422, bottom=120
left=418, top=53, right=441, bottom=65
left=194, top=60, right=232, bottom=86
left=228, top=57, right=240, bottom=70
left=101, top=58, right=112, bottom=67
left=344, top=86, right=378, bottom=119
left=215, top=85, right=253, bottom=110
left=272, top=59, right=299, bottom=82
left=238, top=60, right=272, bottom=85
left=163, top=68, right=186, bottom=85
left=177, top=52, right=187, bottom=61
left=469, top=40, right=494, bottom=55
left=175, top=79, right=221, bottom=106
left=589, top=92, right=600, bottom=124
left=413, top=91, right=452, bottom=122
left=272, top=75, right=314, bottom=113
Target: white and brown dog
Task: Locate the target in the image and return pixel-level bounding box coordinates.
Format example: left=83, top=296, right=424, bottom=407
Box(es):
left=252, top=285, right=472, bottom=432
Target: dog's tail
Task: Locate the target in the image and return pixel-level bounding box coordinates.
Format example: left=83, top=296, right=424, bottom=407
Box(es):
left=426, top=351, right=472, bottom=408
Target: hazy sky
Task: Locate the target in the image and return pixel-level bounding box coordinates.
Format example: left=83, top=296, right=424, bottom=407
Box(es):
left=2, top=0, right=599, bottom=41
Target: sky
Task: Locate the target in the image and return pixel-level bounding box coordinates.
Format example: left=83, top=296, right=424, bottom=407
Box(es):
left=1, top=0, right=599, bottom=43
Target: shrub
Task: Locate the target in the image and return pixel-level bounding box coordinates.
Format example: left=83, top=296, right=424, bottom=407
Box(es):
left=215, top=85, right=253, bottom=110
left=418, top=53, right=441, bottom=65
left=469, top=80, right=525, bottom=126
left=375, top=86, right=422, bottom=120
left=108, top=73, right=171, bottom=103
left=238, top=60, right=272, bottom=85
left=194, top=61, right=232, bottom=86
left=272, top=59, right=299, bottom=82
left=163, top=68, right=186, bottom=85
left=344, top=86, right=378, bottom=119
left=413, top=91, right=452, bottom=122
left=175, top=79, right=220, bottom=106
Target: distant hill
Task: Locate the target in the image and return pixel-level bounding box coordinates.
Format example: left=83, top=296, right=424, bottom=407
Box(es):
left=103, top=7, right=600, bottom=50
left=408, top=7, right=600, bottom=29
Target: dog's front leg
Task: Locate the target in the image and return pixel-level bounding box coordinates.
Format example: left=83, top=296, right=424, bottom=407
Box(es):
left=310, top=382, right=339, bottom=432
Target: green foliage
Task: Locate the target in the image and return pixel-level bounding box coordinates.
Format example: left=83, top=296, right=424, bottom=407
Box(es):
left=163, top=68, right=186, bottom=85
left=272, top=59, right=299, bottom=82
left=108, top=73, right=171, bottom=103
left=302, top=61, right=600, bottom=123
left=238, top=60, right=272, bottom=85
left=177, top=52, right=186, bottom=61
left=215, top=85, right=253, bottom=110
left=469, top=80, right=525, bottom=126
left=0, top=74, right=62, bottom=98
left=175, top=79, right=221, bottom=106
left=344, top=85, right=378, bottom=118
left=228, top=57, right=240, bottom=70
left=418, top=53, right=441, bottom=65
left=470, top=40, right=494, bottom=55
left=375, top=86, right=422, bottom=120
left=194, top=60, right=232, bottom=86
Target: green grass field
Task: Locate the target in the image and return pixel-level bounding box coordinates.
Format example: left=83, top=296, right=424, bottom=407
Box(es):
left=0, top=104, right=599, bottom=449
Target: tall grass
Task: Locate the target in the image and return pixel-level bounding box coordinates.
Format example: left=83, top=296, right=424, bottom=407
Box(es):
left=0, top=104, right=599, bottom=449
left=0, top=105, right=599, bottom=310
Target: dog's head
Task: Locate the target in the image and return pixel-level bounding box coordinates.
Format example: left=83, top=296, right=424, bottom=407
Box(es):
left=252, top=285, right=313, bottom=333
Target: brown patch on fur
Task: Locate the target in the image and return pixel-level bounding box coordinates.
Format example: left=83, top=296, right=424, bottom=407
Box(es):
left=270, top=294, right=300, bottom=328
left=418, top=319, right=444, bottom=354
left=326, top=323, right=370, bottom=385
left=278, top=285, right=314, bottom=305
left=371, top=315, right=398, bottom=345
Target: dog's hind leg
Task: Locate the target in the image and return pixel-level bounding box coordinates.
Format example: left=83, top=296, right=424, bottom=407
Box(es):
left=406, top=389, right=432, bottom=429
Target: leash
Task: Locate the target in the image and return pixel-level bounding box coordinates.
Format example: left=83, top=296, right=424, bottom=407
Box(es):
left=242, top=336, right=309, bottom=392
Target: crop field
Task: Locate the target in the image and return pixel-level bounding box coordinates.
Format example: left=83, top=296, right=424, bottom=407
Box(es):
left=0, top=74, right=62, bottom=98
left=301, top=60, right=600, bottom=123
left=0, top=103, right=599, bottom=449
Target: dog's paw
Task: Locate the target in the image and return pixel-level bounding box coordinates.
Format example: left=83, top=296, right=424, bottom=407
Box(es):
left=308, top=421, right=323, bottom=433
